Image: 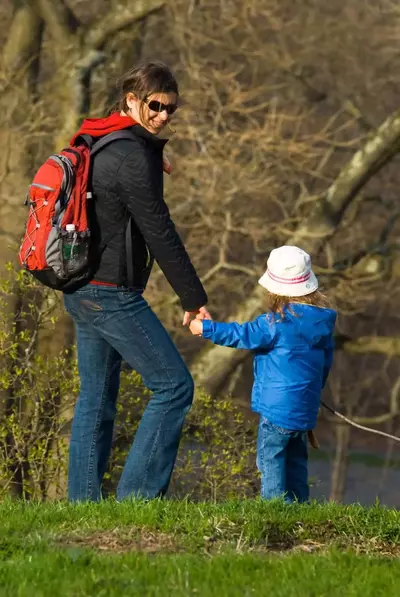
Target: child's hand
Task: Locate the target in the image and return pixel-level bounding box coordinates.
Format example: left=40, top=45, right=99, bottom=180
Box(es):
left=189, top=319, right=203, bottom=336
left=162, top=153, right=172, bottom=175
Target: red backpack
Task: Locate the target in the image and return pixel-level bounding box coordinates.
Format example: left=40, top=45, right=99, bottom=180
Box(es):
left=18, top=131, right=136, bottom=291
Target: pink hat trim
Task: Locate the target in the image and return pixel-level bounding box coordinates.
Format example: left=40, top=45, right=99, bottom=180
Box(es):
left=267, top=270, right=311, bottom=285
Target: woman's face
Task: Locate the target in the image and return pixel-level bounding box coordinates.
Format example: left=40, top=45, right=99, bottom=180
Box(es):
left=125, top=91, right=178, bottom=135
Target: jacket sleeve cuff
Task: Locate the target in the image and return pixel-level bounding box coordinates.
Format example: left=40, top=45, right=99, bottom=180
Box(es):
left=201, top=320, right=214, bottom=339
left=180, top=288, right=208, bottom=312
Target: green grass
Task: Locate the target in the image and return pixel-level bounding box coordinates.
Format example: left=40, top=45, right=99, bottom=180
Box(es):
left=1, top=499, right=400, bottom=596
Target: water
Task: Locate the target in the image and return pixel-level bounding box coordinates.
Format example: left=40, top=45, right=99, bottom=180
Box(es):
left=309, top=450, right=400, bottom=507
left=175, top=439, right=400, bottom=506
left=62, top=229, right=84, bottom=275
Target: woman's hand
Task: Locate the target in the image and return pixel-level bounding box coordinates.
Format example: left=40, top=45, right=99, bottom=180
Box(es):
left=183, top=306, right=212, bottom=326
left=189, top=319, right=203, bottom=336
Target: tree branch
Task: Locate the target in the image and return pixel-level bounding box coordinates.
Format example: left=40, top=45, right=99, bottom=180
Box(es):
left=291, top=107, right=400, bottom=251
left=87, top=0, right=165, bottom=50
left=2, top=3, right=43, bottom=76
left=336, top=335, right=400, bottom=357
left=33, top=0, right=80, bottom=46
left=75, top=50, right=108, bottom=116
left=332, top=213, right=400, bottom=271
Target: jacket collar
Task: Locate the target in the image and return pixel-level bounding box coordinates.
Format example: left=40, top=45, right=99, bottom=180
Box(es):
left=131, top=124, right=169, bottom=149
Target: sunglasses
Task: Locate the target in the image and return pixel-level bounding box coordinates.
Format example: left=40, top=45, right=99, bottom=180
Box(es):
left=144, top=98, right=178, bottom=115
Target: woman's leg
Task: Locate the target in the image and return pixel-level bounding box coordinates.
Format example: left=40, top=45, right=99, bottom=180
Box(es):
left=64, top=291, right=121, bottom=501
left=111, top=294, right=194, bottom=500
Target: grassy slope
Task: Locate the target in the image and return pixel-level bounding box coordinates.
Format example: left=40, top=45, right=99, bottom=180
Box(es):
left=1, top=499, right=400, bottom=596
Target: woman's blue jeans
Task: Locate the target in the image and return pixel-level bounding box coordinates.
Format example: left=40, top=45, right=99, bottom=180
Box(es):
left=63, top=285, right=194, bottom=502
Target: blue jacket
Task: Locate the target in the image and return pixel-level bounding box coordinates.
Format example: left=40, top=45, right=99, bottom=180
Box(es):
left=202, top=304, right=337, bottom=431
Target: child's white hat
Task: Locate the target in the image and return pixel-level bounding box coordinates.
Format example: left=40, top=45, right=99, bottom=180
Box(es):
left=258, top=245, right=318, bottom=297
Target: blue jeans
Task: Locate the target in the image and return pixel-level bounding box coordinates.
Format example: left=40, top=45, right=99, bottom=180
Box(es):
left=256, top=417, right=309, bottom=503
left=63, top=285, right=194, bottom=502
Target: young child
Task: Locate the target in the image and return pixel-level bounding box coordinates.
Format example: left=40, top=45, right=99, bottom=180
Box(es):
left=189, top=245, right=337, bottom=503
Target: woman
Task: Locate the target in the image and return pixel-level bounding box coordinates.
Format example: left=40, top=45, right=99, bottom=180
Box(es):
left=64, top=62, right=210, bottom=502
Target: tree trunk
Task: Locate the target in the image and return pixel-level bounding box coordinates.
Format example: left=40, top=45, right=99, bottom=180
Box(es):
left=329, top=423, right=351, bottom=502
left=0, top=3, right=44, bottom=499
left=0, top=2, right=43, bottom=272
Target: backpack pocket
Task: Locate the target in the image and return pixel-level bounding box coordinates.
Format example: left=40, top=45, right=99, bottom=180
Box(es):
left=19, top=186, right=57, bottom=270
left=46, top=228, right=90, bottom=278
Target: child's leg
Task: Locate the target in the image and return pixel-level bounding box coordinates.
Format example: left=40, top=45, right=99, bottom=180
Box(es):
left=256, top=417, right=291, bottom=501
left=285, top=432, right=309, bottom=503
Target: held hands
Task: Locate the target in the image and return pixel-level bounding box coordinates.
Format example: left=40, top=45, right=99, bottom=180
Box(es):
left=182, top=306, right=211, bottom=326
left=189, top=318, right=203, bottom=336
left=183, top=306, right=211, bottom=335
left=162, top=153, right=172, bottom=175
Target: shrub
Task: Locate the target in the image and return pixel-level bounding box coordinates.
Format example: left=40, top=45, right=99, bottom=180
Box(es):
left=0, top=266, right=77, bottom=499
left=0, top=267, right=258, bottom=501
left=105, top=380, right=258, bottom=502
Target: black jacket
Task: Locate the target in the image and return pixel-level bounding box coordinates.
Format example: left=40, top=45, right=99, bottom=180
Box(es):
left=88, top=124, right=207, bottom=311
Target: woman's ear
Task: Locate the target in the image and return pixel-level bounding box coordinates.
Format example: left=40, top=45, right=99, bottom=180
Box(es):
left=125, top=92, right=138, bottom=111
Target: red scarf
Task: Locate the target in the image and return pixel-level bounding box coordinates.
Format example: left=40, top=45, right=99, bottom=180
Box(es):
left=70, top=112, right=172, bottom=174
left=69, top=112, right=136, bottom=145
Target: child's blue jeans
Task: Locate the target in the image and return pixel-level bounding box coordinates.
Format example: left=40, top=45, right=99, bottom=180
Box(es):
left=256, top=416, right=309, bottom=503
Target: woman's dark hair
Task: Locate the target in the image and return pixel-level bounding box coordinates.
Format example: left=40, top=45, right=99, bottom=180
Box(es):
left=111, top=62, right=179, bottom=116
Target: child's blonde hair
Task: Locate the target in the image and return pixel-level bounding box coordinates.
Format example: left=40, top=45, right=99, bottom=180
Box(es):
left=265, top=290, right=332, bottom=318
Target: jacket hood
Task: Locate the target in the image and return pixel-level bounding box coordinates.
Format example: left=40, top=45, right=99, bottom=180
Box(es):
left=288, top=304, right=336, bottom=348
left=70, top=112, right=137, bottom=146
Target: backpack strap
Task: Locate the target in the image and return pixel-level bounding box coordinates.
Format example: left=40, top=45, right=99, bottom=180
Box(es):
left=87, top=130, right=136, bottom=157
left=81, top=129, right=137, bottom=288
